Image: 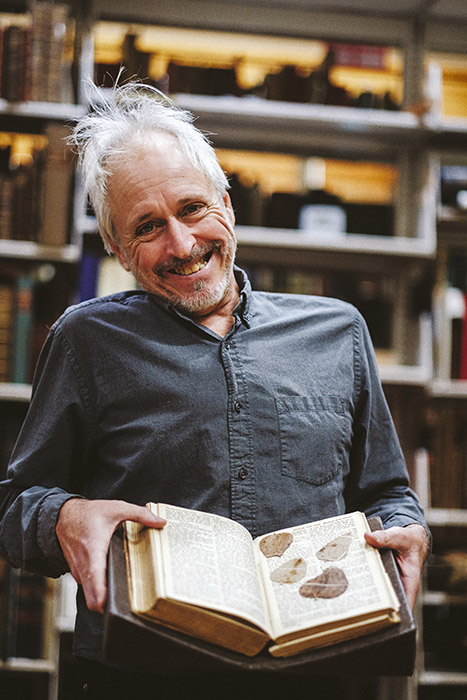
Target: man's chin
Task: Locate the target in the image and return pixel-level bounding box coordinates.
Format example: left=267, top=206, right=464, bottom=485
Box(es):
left=168, top=287, right=227, bottom=316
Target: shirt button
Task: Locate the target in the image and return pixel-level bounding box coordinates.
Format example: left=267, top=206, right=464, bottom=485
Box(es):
left=234, top=401, right=242, bottom=414
left=238, top=467, right=248, bottom=480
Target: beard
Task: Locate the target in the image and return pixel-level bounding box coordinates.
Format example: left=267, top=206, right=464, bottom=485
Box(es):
left=134, top=238, right=237, bottom=316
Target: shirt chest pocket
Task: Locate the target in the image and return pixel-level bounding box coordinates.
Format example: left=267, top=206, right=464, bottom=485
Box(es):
left=276, top=396, right=350, bottom=486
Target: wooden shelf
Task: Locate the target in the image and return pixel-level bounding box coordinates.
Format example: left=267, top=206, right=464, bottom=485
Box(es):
left=429, top=380, right=467, bottom=399
left=0, top=658, right=55, bottom=673
left=0, top=240, right=81, bottom=263
left=378, top=364, right=431, bottom=386
left=235, top=226, right=434, bottom=273
left=236, top=226, right=435, bottom=258
left=423, top=591, right=467, bottom=606
left=426, top=508, right=467, bottom=527
left=418, top=670, right=467, bottom=686
left=0, top=99, right=86, bottom=121
left=173, top=94, right=428, bottom=155
left=0, top=383, right=32, bottom=402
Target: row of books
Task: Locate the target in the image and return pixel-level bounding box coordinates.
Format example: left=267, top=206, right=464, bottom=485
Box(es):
left=229, top=173, right=395, bottom=235
left=433, top=250, right=467, bottom=381
left=0, top=559, right=51, bottom=662
left=0, top=275, right=35, bottom=384
left=0, top=262, right=72, bottom=385
left=0, top=254, right=130, bottom=389
left=424, top=397, right=467, bottom=510
left=423, top=603, right=467, bottom=674
left=0, top=403, right=51, bottom=664
left=97, top=34, right=401, bottom=110
left=0, top=2, right=72, bottom=104
left=0, top=146, right=43, bottom=244
left=0, top=123, right=74, bottom=247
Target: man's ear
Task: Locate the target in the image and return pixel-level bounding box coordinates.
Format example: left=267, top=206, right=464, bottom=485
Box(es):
left=223, top=191, right=236, bottom=227
left=109, top=240, right=131, bottom=272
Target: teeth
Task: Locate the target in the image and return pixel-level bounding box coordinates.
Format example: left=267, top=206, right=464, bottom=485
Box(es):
left=175, top=258, right=208, bottom=276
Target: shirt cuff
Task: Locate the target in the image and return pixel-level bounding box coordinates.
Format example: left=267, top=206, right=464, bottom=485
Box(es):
left=37, top=490, right=84, bottom=575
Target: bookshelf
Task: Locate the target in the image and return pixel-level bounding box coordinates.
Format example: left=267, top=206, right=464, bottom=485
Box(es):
left=0, top=2, right=91, bottom=698
left=0, top=1, right=466, bottom=699
left=79, top=5, right=467, bottom=700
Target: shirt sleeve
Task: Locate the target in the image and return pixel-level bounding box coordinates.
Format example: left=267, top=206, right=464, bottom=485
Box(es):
left=344, top=311, right=429, bottom=536
left=0, top=324, right=93, bottom=577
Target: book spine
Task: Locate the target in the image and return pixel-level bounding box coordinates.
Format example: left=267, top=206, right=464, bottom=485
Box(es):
left=38, top=122, right=74, bottom=246
left=15, top=570, right=49, bottom=659
left=0, top=26, right=3, bottom=98
left=460, top=292, right=467, bottom=380
left=11, top=273, right=34, bottom=384
left=2, top=563, right=20, bottom=660
left=0, top=563, right=49, bottom=661
left=0, top=282, right=14, bottom=382
left=1, top=25, right=29, bottom=103
left=0, top=171, right=14, bottom=241
left=78, top=251, right=101, bottom=302
left=30, top=2, right=69, bottom=103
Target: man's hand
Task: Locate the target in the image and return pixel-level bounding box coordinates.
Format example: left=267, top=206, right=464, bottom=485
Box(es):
left=364, top=523, right=429, bottom=610
left=56, top=498, right=166, bottom=613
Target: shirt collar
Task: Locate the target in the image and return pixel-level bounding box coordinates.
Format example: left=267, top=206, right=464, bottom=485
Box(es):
left=147, top=264, right=253, bottom=328
left=232, top=265, right=252, bottom=327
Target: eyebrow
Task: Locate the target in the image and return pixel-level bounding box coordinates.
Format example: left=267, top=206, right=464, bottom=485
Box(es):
left=135, top=196, right=208, bottom=225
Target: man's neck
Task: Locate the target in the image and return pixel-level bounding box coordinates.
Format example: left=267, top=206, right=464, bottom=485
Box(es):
left=192, top=279, right=241, bottom=337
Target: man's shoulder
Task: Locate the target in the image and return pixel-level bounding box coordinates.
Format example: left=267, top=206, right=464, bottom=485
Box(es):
left=252, top=289, right=361, bottom=321
left=52, top=290, right=150, bottom=330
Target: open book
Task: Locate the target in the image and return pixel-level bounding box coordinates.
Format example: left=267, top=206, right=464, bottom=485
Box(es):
left=123, top=505, right=401, bottom=658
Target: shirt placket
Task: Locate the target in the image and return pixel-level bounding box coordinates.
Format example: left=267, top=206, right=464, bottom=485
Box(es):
left=221, top=335, right=256, bottom=534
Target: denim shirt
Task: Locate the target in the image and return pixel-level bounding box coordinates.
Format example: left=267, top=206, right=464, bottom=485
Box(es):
left=0, top=267, right=426, bottom=663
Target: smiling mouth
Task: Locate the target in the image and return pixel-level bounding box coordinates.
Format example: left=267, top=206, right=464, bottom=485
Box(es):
left=169, top=251, right=213, bottom=276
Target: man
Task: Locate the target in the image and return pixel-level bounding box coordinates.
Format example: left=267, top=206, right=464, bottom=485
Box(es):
left=0, top=83, right=428, bottom=698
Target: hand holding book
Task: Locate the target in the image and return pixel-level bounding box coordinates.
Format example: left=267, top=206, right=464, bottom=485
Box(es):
left=123, top=505, right=402, bottom=658
left=365, top=523, right=429, bottom=610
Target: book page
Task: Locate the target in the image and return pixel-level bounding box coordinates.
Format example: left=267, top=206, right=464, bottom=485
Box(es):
left=154, top=503, right=272, bottom=635
left=254, top=512, right=399, bottom=640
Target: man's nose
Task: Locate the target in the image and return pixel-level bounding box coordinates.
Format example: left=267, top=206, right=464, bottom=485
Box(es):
left=164, top=219, right=196, bottom=259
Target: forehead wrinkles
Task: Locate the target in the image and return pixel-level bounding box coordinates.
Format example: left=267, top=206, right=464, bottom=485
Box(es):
left=107, top=143, right=216, bottom=205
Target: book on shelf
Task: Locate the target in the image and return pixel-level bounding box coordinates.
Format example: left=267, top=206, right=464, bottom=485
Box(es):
left=0, top=143, right=45, bottom=243
left=0, top=24, right=31, bottom=103
left=122, top=505, right=402, bottom=659
left=0, top=282, right=14, bottom=382
left=11, top=272, right=34, bottom=384
left=78, top=252, right=138, bottom=302
left=425, top=399, right=467, bottom=510
left=0, top=2, right=72, bottom=105
left=38, top=122, right=74, bottom=246
left=433, top=250, right=467, bottom=380
left=0, top=561, right=51, bottom=661
left=30, top=1, right=71, bottom=104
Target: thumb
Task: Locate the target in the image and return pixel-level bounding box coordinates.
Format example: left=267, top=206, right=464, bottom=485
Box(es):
left=364, top=529, right=391, bottom=549
left=118, top=502, right=166, bottom=530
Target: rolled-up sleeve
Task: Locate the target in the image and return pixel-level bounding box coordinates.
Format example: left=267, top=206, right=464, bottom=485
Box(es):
left=345, top=313, right=428, bottom=533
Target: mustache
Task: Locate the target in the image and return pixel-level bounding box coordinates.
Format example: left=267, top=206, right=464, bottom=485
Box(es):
left=152, top=242, right=222, bottom=276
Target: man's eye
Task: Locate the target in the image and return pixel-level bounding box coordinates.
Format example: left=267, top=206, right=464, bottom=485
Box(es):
left=136, top=221, right=157, bottom=237
left=184, top=203, right=205, bottom=216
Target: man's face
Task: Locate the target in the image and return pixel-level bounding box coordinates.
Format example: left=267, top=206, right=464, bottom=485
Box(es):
left=107, top=140, right=237, bottom=318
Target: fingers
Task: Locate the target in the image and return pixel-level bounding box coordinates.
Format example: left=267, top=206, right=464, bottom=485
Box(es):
left=56, top=499, right=166, bottom=612
left=364, top=524, right=428, bottom=610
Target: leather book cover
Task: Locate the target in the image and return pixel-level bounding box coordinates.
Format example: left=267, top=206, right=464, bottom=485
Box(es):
left=103, top=517, right=416, bottom=676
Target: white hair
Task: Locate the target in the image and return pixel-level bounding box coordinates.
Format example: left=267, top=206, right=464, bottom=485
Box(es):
left=68, top=81, right=229, bottom=252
